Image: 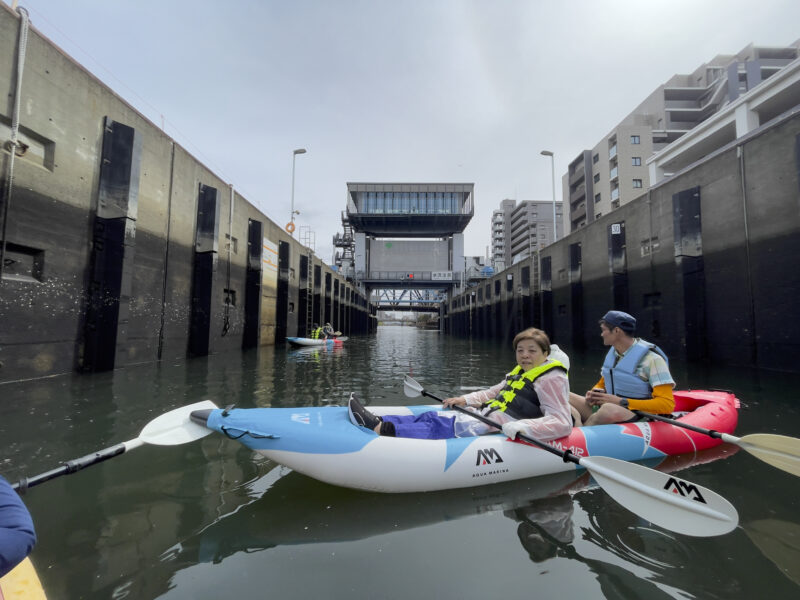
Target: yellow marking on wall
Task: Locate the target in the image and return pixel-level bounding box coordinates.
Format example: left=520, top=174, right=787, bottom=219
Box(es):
left=260, top=238, right=279, bottom=345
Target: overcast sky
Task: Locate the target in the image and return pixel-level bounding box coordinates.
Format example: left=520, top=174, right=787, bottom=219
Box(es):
left=11, top=0, right=800, bottom=262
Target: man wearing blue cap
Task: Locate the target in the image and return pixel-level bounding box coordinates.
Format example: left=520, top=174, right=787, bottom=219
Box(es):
left=570, top=310, right=675, bottom=426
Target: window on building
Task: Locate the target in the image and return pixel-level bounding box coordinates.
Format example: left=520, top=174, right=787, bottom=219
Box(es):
left=592, top=153, right=599, bottom=164
left=596, top=212, right=602, bottom=218
left=640, top=236, right=661, bottom=256
left=632, top=157, right=641, bottom=166
left=631, top=135, right=640, bottom=144
left=595, top=193, right=601, bottom=204
left=593, top=173, right=600, bottom=183
left=633, top=179, right=643, bottom=188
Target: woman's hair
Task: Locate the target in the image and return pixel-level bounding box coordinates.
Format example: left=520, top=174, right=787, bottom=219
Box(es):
left=512, top=328, right=550, bottom=355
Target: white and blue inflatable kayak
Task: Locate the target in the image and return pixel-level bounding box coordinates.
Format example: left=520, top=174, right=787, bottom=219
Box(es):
left=286, top=337, right=344, bottom=347
left=190, top=390, right=738, bottom=493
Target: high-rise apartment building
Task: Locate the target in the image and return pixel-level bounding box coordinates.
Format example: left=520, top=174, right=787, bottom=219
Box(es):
left=563, top=40, right=800, bottom=232
left=491, top=199, right=563, bottom=268
left=490, top=199, right=515, bottom=271
left=509, top=201, right=563, bottom=264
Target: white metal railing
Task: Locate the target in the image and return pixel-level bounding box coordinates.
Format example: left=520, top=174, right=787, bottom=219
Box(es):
left=357, top=271, right=458, bottom=282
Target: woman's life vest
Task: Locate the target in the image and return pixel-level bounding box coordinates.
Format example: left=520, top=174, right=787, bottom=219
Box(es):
left=483, top=360, right=568, bottom=420
left=601, top=339, right=668, bottom=399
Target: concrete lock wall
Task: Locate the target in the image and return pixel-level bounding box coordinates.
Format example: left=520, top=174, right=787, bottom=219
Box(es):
left=0, top=6, right=371, bottom=384
left=446, top=108, right=800, bottom=373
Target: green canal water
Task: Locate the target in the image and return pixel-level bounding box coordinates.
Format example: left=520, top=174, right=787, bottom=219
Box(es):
left=2, top=327, right=799, bottom=599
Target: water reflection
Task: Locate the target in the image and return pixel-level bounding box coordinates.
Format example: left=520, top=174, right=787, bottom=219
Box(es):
left=743, top=519, right=800, bottom=586
left=168, top=445, right=737, bottom=597
left=179, top=467, right=582, bottom=563
left=510, top=493, right=681, bottom=598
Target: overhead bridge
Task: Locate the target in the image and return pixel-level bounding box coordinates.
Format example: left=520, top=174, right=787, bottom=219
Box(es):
left=358, top=270, right=459, bottom=289
left=372, top=289, right=444, bottom=313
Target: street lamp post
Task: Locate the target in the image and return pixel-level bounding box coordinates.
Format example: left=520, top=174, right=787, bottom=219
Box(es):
left=288, top=148, right=307, bottom=236
left=540, top=150, right=557, bottom=242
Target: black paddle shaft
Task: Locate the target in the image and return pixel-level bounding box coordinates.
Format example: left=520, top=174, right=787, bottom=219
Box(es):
left=12, top=443, right=127, bottom=493
left=633, top=410, right=723, bottom=438
left=421, top=390, right=580, bottom=466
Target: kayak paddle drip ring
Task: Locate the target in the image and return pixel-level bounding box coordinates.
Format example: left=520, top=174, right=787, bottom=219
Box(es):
left=285, top=221, right=296, bottom=233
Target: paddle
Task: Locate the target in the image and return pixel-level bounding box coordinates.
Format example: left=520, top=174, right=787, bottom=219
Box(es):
left=633, top=410, right=800, bottom=478
left=403, top=375, right=738, bottom=537
left=11, top=400, right=218, bottom=492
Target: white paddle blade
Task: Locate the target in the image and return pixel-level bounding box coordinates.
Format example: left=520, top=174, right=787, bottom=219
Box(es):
left=139, top=400, right=219, bottom=445
left=582, top=456, right=739, bottom=537
left=738, top=433, right=800, bottom=477
left=403, top=375, right=424, bottom=398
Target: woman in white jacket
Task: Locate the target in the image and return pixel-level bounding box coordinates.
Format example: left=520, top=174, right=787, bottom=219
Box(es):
left=348, top=328, right=574, bottom=442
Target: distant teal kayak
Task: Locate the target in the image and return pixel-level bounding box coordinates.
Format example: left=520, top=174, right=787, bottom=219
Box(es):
left=286, top=337, right=344, bottom=347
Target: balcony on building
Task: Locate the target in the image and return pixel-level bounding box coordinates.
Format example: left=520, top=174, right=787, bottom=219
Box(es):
left=569, top=183, right=586, bottom=205
left=568, top=166, right=585, bottom=187
left=664, top=75, right=728, bottom=125
left=570, top=202, right=587, bottom=222
left=652, top=129, right=687, bottom=146
left=346, top=183, right=474, bottom=236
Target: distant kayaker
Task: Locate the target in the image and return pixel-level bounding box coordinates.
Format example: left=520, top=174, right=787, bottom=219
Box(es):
left=323, top=322, right=336, bottom=338
left=310, top=323, right=325, bottom=340
left=569, top=310, right=675, bottom=426
left=0, top=475, right=36, bottom=578
left=348, top=327, right=575, bottom=441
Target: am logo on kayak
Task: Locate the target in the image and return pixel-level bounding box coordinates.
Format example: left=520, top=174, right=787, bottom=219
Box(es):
left=663, top=477, right=707, bottom=503
left=476, top=448, right=504, bottom=466
left=291, top=413, right=310, bottom=424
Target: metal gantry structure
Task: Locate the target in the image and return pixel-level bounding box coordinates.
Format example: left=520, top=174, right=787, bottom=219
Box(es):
left=334, top=183, right=475, bottom=318
left=369, top=289, right=443, bottom=313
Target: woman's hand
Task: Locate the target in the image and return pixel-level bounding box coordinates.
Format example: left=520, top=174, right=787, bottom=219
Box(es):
left=443, top=396, right=466, bottom=408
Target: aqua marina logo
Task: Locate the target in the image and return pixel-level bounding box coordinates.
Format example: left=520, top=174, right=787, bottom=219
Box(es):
left=663, top=477, right=707, bottom=503
left=476, top=448, right=504, bottom=466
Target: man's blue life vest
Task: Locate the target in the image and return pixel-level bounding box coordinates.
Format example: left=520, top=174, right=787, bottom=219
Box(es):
left=601, top=339, right=668, bottom=399
left=484, top=360, right=567, bottom=420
